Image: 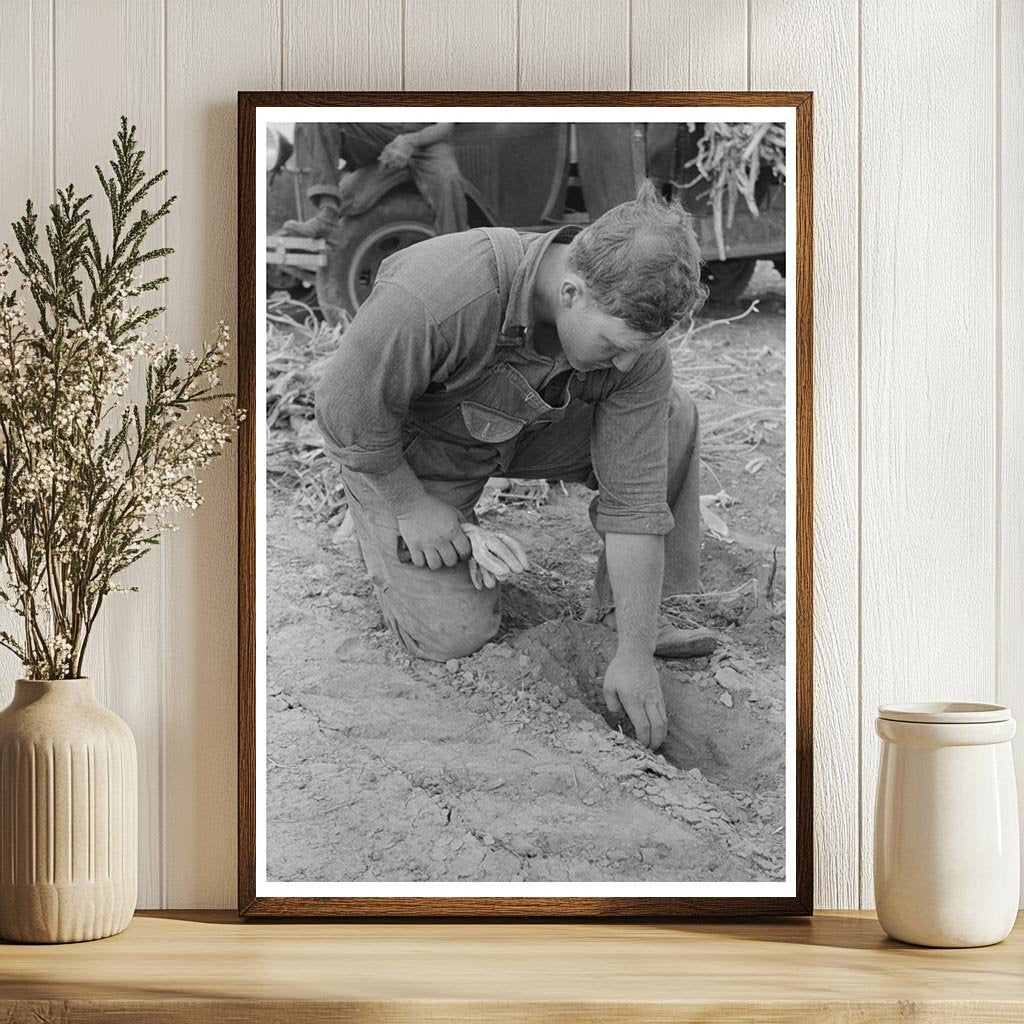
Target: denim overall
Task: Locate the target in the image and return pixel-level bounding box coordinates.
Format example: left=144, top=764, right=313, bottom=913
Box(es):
left=341, top=228, right=702, bottom=662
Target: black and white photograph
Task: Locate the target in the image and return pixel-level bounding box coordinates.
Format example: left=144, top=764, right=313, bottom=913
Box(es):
left=247, top=101, right=805, bottom=909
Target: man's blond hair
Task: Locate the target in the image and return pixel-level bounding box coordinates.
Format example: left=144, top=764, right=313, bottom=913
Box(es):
left=567, top=179, right=706, bottom=334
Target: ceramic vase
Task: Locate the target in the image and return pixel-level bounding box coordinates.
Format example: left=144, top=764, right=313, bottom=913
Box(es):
left=0, top=677, right=137, bottom=943
left=874, top=701, right=1019, bottom=948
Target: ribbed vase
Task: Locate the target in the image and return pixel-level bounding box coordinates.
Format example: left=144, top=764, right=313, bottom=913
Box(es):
left=0, top=678, right=137, bottom=943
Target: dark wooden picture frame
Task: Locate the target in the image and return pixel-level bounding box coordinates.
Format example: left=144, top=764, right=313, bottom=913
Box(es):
left=238, top=91, right=813, bottom=918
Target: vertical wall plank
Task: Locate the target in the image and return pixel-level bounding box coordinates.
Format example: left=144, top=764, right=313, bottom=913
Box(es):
left=519, top=0, right=629, bottom=90
left=0, top=0, right=52, bottom=220
left=283, top=0, right=402, bottom=90
left=404, top=0, right=516, bottom=89
left=0, top=0, right=1015, bottom=912
left=52, top=0, right=166, bottom=909
left=860, top=0, right=997, bottom=908
left=1000, top=0, right=1024, bottom=904
left=750, top=1, right=860, bottom=910
left=631, top=0, right=746, bottom=91
left=164, top=0, right=280, bottom=909
left=0, top=1, right=53, bottom=697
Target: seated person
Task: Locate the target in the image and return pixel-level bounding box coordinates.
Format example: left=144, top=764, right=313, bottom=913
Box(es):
left=283, top=122, right=467, bottom=237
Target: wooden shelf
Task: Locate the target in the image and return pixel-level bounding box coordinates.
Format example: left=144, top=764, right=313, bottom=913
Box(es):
left=2, top=910, right=1022, bottom=1022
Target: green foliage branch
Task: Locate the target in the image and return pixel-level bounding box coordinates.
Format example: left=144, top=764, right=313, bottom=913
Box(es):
left=0, top=117, right=243, bottom=679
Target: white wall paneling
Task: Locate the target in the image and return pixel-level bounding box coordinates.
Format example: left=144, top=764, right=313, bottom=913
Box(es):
left=404, top=0, right=517, bottom=91
left=518, top=0, right=629, bottom=90
left=859, top=0, right=998, bottom=909
left=631, top=0, right=747, bottom=92
left=750, top=0, right=860, bottom=911
left=0, top=3, right=53, bottom=693
left=163, top=0, right=280, bottom=909
left=0, top=0, right=1017, bottom=910
left=54, top=0, right=167, bottom=909
left=1001, top=0, right=1024, bottom=901
left=282, top=0, right=402, bottom=91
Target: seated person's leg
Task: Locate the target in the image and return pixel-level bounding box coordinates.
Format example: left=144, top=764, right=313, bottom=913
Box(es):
left=335, top=123, right=398, bottom=167
left=409, top=142, right=468, bottom=234
left=283, top=124, right=404, bottom=238
left=282, top=124, right=346, bottom=238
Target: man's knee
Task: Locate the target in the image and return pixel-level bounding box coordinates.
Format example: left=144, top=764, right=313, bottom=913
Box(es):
left=385, top=584, right=500, bottom=662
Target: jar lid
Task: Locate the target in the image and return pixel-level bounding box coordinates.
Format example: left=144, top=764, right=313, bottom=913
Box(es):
left=877, top=702, right=1011, bottom=724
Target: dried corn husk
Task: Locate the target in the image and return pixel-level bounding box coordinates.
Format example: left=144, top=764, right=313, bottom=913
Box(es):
left=685, top=122, right=786, bottom=260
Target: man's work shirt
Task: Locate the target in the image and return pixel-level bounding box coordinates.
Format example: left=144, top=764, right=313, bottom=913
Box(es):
left=314, top=225, right=675, bottom=537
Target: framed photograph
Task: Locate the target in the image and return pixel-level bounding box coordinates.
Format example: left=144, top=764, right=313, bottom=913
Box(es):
left=238, top=91, right=812, bottom=917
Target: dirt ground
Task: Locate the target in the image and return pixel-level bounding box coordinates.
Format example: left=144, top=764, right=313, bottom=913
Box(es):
left=266, top=261, right=788, bottom=884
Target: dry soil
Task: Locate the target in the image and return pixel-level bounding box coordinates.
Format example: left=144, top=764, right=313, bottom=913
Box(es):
left=266, top=262, right=788, bottom=884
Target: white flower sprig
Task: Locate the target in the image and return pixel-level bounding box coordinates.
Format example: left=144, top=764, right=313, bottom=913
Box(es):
left=0, top=117, right=244, bottom=680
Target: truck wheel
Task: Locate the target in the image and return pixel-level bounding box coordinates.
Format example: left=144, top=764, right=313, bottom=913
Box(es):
left=703, top=258, right=757, bottom=304
left=317, top=191, right=436, bottom=323
left=267, top=264, right=316, bottom=307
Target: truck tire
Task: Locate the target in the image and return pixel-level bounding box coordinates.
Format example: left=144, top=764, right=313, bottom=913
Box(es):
left=702, top=258, right=757, bottom=304
left=317, top=191, right=437, bottom=324
left=267, top=264, right=316, bottom=306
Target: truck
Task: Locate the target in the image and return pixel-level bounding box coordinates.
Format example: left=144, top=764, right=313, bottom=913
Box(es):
left=266, top=122, right=786, bottom=323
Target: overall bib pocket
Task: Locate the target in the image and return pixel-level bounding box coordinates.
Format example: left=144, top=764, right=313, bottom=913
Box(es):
left=414, top=360, right=573, bottom=444
left=458, top=401, right=527, bottom=443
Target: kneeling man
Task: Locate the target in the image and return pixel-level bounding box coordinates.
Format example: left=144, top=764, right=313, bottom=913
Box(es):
left=315, top=180, right=709, bottom=749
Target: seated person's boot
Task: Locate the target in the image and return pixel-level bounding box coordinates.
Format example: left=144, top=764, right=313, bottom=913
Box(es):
left=281, top=198, right=340, bottom=238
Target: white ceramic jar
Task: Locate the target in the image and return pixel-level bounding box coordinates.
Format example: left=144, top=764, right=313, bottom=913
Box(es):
left=874, top=702, right=1019, bottom=947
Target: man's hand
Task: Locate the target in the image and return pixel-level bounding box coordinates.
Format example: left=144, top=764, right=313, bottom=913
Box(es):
left=603, top=652, right=667, bottom=750
left=396, top=494, right=472, bottom=569
left=379, top=134, right=415, bottom=170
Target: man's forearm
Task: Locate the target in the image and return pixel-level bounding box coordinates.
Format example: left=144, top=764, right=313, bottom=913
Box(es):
left=403, top=123, right=454, bottom=148
left=604, top=533, right=664, bottom=656
left=362, top=460, right=429, bottom=517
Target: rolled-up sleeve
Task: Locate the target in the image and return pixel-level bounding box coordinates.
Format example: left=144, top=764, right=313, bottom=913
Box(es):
left=590, top=342, right=675, bottom=536
left=314, top=281, right=444, bottom=474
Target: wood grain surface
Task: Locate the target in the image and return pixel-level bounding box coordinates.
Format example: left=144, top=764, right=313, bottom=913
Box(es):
left=2, top=910, right=1024, bottom=1022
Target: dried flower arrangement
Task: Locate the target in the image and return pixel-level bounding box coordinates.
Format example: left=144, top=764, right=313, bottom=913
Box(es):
left=0, top=118, right=243, bottom=680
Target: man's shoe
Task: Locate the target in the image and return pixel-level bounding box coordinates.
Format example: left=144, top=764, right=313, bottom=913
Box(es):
left=652, top=622, right=717, bottom=659
left=594, top=610, right=717, bottom=659
left=281, top=202, right=340, bottom=238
